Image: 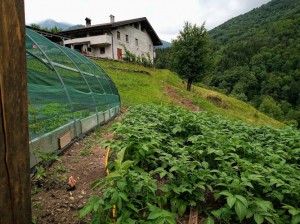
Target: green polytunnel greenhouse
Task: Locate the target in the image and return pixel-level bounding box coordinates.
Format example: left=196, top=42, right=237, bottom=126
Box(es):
left=26, top=28, right=121, bottom=168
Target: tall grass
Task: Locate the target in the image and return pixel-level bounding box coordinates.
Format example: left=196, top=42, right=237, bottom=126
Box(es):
left=95, top=59, right=284, bottom=128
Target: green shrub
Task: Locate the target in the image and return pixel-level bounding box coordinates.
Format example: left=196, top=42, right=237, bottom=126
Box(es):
left=259, top=96, right=283, bottom=120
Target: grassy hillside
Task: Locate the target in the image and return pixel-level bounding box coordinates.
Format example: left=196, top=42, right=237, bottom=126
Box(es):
left=95, top=60, right=283, bottom=128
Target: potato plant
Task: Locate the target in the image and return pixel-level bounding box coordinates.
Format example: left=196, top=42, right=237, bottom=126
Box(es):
left=29, top=102, right=92, bottom=136
left=81, top=105, right=300, bottom=223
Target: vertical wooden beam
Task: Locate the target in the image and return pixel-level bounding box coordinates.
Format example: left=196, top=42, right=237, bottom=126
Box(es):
left=0, top=0, right=31, bottom=223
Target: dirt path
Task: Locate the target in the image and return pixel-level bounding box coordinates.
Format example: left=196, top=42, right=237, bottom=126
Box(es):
left=165, top=85, right=201, bottom=112
left=31, top=122, right=116, bottom=224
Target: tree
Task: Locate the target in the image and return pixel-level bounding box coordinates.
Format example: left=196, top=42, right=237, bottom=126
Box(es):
left=49, top=26, right=63, bottom=33
left=30, top=23, right=42, bottom=30
left=171, top=22, right=211, bottom=91
left=30, top=24, right=63, bottom=34
left=259, top=96, right=283, bottom=120
left=155, top=47, right=173, bottom=69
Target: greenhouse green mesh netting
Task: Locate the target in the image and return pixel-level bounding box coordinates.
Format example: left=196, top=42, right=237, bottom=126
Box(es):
left=26, top=28, right=120, bottom=147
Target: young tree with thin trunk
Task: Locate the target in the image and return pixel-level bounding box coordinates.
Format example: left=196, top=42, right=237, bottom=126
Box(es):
left=171, top=22, right=210, bottom=91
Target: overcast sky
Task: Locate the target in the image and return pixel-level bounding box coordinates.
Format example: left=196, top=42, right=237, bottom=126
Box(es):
left=25, top=0, right=271, bottom=42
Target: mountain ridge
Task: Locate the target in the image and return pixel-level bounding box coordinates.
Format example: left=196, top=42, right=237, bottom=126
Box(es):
left=156, top=40, right=172, bottom=49
left=208, top=0, right=299, bottom=45
left=36, top=19, right=72, bottom=30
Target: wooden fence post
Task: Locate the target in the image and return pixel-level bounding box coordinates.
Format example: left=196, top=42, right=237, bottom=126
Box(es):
left=0, top=0, right=32, bottom=223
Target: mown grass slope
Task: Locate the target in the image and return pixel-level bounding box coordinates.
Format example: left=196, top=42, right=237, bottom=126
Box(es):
left=95, top=60, right=283, bottom=128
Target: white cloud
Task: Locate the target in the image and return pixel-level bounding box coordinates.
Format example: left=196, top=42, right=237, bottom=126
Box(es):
left=25, top=0, right=271, bottom=42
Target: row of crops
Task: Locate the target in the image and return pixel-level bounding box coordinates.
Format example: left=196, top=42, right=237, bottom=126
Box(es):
left=81, top=105, right=300, bottom=224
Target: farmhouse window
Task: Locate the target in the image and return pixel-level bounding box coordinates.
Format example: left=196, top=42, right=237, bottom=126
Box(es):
left=100, top=47, right=105, bottom=54
left=126, top=35, right=129, bottom=42
left=134, top=23, right=139, bottom=29
left=117, top=31, right=120, bottom=40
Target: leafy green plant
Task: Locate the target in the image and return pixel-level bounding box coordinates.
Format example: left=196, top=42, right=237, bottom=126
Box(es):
left=81, top=147, right=177, bottom=223
left=32, top=201, right=43, bottom=210
left=29, top=103, right=72, bottom=135
left=55, top=165, right=67, bottom=173
left=80, top=139, right=94, bottom=156
left=80, top=149, right=91, bottom=156
left=32, top=215, right=37, bottom=224
left=33, top=149, right=61, bottom=167
left=31, top=187, right=42, bottom=195
left=34, top=165, right=47, bottom=181
left=32, top=149, right=65, bottom=188
left=82, top=105, right=300, bottom=223
left=147, top=203, right=176, bottom=224
left=121, top=44, right=154, bottom=68
left=282, top=205, right=300, bottom=224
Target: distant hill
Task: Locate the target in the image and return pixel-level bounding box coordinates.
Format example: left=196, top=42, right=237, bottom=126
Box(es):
left=156, top=40, right=172, bottom=49
left=37, top=19, right=72, bottom=30
left=208, top=0, right=299, bottom=45
left=207, top=0, right=300, bottom=127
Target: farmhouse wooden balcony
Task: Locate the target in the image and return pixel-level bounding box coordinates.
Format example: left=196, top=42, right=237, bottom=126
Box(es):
left=64, top=34, right=112, bottom=46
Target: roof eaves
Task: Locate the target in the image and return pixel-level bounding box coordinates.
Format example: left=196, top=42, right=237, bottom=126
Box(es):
left=58, top=17, right=162, bottom=45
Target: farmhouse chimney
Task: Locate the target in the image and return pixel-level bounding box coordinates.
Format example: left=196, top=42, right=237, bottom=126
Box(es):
left=110, top=15, right=115, bottom=23
left=85, top=17, right=91, bottom=27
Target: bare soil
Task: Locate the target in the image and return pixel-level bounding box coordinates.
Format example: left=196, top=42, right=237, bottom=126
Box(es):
left=31, top=122, right=115, bottom=224
left=165, top=85, right=201, bottom=112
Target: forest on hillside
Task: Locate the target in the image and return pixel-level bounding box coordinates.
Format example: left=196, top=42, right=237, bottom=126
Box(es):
left=155, top=0, right=300, bottom=127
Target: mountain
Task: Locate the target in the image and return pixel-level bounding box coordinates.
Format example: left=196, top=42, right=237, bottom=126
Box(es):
left=206, top=0, right=300, bottom=127
left=156, top=40, right=172, bottom=49
left=208, top=0, right=299, bottom=45
left=37, top=19, right=72, bottom=30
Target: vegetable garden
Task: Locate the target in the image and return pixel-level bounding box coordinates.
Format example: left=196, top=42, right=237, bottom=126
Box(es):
left=81, top=105, right=300, bottom=224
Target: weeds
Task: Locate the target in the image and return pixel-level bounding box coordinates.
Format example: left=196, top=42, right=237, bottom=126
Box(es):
left=80, top=149, right=91, bottom=156
left=80, top=139, right=94, bottom=156
left=55, top=165, right=67, bottom=173
left=32, top=149, right=66, bottom=189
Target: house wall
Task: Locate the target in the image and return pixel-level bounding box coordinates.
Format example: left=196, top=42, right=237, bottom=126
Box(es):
left=65, top=35, right=113, bottom=59
left=63, top=22, right=155, bottom=62
left=90, top=45, right=113, bottom=59
left=112, top=24, right=154, bottom=61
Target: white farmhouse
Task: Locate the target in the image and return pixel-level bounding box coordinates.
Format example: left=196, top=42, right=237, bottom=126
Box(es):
left=59, top=16, right=162, bottom=62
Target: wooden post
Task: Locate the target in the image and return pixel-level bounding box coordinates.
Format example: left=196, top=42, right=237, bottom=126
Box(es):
left=0, top=0, right=32, bottom=223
